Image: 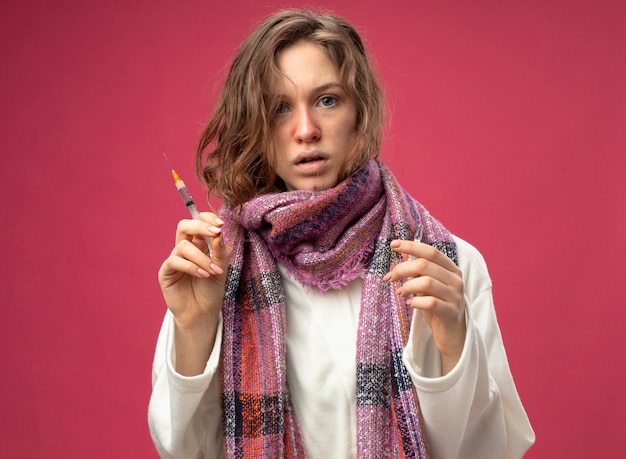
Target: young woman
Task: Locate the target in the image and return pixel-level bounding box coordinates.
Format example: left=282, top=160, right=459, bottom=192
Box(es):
left=148, top=9, right=535, bottom=459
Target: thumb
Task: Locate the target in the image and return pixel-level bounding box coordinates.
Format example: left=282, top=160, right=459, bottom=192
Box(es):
left=211, top=233, right=231, bottom=267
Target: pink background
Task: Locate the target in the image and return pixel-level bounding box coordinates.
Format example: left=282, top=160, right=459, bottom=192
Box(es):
left=1, top=0, right=624, bottom=457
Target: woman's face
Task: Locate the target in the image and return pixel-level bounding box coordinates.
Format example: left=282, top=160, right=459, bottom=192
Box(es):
left=272, top=40, right=358, bottom=192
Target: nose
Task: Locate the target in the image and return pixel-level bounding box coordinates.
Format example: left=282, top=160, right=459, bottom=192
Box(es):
left=294, top=106, right=320, bottom=143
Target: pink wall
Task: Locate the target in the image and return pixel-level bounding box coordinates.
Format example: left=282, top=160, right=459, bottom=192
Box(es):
left=1, top=0, right=624, bottom=457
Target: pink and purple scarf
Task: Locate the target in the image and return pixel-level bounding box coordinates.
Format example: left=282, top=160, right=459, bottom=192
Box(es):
left=220, top=159, right=457, bottom=458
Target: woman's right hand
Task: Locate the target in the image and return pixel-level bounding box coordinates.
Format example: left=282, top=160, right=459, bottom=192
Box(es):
left=158, top=212, right=231, bottom=333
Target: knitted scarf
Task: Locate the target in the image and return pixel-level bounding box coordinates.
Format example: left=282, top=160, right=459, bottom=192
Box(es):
left=219, top=159, right=457, bottom=458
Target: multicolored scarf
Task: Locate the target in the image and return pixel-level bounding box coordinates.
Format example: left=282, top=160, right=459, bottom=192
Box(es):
left=220, top=159, right=457, bottom=458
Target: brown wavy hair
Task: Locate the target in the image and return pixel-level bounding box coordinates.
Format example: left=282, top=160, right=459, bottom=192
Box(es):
left=196, top=9, right=385, bottom=208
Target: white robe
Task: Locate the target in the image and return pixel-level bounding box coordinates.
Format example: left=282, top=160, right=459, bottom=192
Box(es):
left=148, top=235, right=535, bottom=458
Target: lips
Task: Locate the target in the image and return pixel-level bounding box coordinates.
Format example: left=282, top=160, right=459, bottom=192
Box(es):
left=293, top=151, right=329, bottom=177
left=298, top=157, right=323, bottom=164
left=295, top=150, right=328, bottom=165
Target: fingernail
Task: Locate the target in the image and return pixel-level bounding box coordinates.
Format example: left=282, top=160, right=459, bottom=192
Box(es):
left=390, top=240, right=401, bottom=249
left=211, top=263, right=224, bottom=275
left=197, top=268, right=210, bottom=278
left=383, top=273, right=391, bottom=282
left=208, top=226, right=222, bottom=233
left=215, top=217, right=225, bottom=225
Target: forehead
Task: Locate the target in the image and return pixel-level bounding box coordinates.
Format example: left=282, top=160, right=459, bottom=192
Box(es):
left=275, top=41, right=341, bottom=93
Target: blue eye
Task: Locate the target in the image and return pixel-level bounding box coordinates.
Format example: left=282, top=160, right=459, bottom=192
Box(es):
left=275, top=103, right=289, bottom=115
left=318, top=96, right=337, bottom=107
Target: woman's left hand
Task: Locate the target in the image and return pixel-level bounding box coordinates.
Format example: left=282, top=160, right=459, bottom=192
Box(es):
left=384, top=239, right=466, bottom=375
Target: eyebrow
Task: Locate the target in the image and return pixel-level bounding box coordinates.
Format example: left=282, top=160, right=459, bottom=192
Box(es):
left=313, top=82, right=344, bottom=93
left=276, top=82, right=345, bottom=99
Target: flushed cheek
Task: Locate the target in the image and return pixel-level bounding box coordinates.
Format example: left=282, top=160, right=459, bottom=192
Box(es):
left=272, top=133, right=291, bottom=160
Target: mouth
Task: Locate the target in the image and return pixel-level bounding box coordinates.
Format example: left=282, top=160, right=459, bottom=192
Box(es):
left=294, top=152, right=329, bottom=177
left=295, top=151, right=328, bottom=165
left=297, top=157, right=324, bottom=165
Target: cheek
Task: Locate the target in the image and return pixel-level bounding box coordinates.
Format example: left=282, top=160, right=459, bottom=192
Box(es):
left=342, top=117, right=358, bottom=147
left=344, top=110, right=358, bottom=140
left=272, top=126, right=289, bottom=153
left=272, top=126, right=283, bottom=144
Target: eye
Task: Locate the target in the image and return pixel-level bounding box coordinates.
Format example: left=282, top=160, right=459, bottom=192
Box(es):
left=318, top=95, right=338, bottom=108
left=275, top=102, right=290, bottom=115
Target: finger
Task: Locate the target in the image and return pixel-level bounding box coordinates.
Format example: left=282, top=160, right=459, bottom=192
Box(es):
left=405, top=294, right=441, bottom=312
left=172, top=239, right=223, bottom=276
left=197, top=212, right=225, bottom=226
left=390, top=239, right=459, bottom=273
left=387, top=256, right=460, bottom=288
left=175, top=218, right=224, bottom=246
left=160, top=254, right=211, bottom=281
left=398, top=274, right=459, bottom=304
left=405, top=292, right=465, bottom=332
left=209, top=233, right=231, bottom=266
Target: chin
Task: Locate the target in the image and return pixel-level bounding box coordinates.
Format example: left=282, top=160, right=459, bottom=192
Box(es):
left=307, top=181, right=337, bottom=192
left=286, top=176, right=339, bottom=192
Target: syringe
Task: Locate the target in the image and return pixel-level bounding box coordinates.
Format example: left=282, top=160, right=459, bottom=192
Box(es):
left=165, top=154, right=213, bottom=257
